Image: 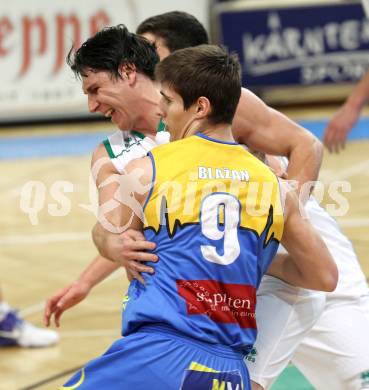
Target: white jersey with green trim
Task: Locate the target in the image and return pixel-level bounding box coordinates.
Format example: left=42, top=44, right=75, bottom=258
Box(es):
left=103, top=129, right=170, bottom=174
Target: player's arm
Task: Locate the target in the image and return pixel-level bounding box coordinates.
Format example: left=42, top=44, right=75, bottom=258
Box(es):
left=44, top=254, right=120, bottom=327
left=91, top=144, right=157, bottom=269
left=232, top=88, right=323, bottom=193
left=44, top=144, right=121, bottom=327
left=45, top=238, right=155, bottom=327
left=267, top=185, right=338, bottom=291
left=44, top=146, right=155, bottom=326
left=324, top=69, right=369, bottom=153
left=92, top=156, right=155, bottom=283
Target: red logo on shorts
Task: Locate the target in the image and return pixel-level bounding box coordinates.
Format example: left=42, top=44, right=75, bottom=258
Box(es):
left=176, top=280, right=256, bottom=328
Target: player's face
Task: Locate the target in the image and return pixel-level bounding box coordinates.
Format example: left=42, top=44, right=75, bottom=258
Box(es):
left=140, top=32, right=171, bottom=60
left=82, top=69, right=136, bottom=131
left=159, top=84, right=197, bottom=141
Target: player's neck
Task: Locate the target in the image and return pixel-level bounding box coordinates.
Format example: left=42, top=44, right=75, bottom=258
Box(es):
left=196, top=123, right=235, bottom=143
left=132, top=78, right=161, bottom=137
left=133, top=108, right=161, bottom=137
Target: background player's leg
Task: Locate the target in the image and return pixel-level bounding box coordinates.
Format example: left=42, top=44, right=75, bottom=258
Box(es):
left=292, top=296, right=369, bottom=390
left=246, top=276, right=326, bottom=389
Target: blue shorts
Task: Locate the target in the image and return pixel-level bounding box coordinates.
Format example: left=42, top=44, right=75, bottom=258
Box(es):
left=61, top=325, right=250, bottom=390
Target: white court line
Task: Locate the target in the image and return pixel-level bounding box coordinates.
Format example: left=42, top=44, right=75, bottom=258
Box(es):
left=20, top=302, right=46, bottom=317
left=0, top=232, right=90, bottom=245
left=322, top=159, right=369, bottom=181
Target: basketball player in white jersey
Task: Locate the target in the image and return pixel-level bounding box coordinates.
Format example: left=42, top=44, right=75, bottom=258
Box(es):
left=247, top=155, right=369, bottom=390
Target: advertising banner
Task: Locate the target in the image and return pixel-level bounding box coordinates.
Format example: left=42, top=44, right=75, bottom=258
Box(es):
left=1, top=0, right=208, bottom=122
left=213, top=0, right=369, bottom=102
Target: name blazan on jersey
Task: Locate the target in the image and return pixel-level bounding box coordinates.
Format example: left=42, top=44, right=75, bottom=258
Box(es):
left=198, top=166, right=250, bottom=182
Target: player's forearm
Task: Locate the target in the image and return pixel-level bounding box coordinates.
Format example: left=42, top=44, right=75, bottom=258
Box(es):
left=281, top=225, right=338, bottom=292
left=92, top=222, right=113, bottom=260
left=345, top=69, right=369, bottom=111
left=268, top=109, right=323, bottom=187
left=232, top=90, right=323, bottom=190
left=77, top=254, right=120, bottom=290
left=286, top=134, right=323, bottom=195
left=267, top=251, right=334, bottom=291
left=267, top=253, right=304, bottom=288
left=288, top=246, right=336, bottom=292
left=280, top=190, right=338, bottom=291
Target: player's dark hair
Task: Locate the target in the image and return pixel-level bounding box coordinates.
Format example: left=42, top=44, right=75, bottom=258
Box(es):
left=136, top=11, right=209, bottom=53
left=156, top=45, right=241, bottom=125
left=67, top=24, right=159, bottom=80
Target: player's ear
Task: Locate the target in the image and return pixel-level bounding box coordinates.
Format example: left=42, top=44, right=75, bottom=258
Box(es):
left=195, top=96, right=211, bottom=119
left=118, top=64, right=137, bottom=86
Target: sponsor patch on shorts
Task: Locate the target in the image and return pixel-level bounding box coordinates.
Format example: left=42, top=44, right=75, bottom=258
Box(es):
left=176, top=279, right=256, bottom=328
left=180, top=369, right=243, bottom=390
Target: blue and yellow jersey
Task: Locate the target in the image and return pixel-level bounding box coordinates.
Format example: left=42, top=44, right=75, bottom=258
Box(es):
left=122, top=133, right=284, bottom=353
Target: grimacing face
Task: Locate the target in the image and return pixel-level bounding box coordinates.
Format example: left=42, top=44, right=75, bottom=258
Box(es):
left=82, top=69, right=136, bottom=131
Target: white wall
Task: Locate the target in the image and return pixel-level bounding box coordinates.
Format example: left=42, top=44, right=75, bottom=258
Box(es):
left=0, top=0, right=210, bottom=122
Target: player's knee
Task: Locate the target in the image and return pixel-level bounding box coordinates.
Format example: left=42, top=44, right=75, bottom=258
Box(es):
left=346, top=370, right=369, bottom=390
left=251, top=380, right=264, bottom=390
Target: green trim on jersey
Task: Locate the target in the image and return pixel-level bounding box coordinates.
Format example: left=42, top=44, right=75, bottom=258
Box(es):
left=131, top=118, right=165, bottom=139
left=132, top=119, right=165, bottom=139
left=131, top=130, right=145, bottom=140
left=103, top=119, right=166, bottom=160
left=103, top=139, right=115, bottom=159
left=115, top=139, right=141, bottom=158
left=103, top=134, right=142, bottom=160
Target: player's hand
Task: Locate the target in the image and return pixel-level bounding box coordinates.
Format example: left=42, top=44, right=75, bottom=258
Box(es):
left=273, top=168, right=288, bottom=180
left=125, top=268, right=134, bottom=282
left=44, top=281, right=91, bottom=327
left=266, top=156, right=288, bottom=179
left=105, top=229, right=158, bottom=285
left=324, top=103, right=358, bottom=153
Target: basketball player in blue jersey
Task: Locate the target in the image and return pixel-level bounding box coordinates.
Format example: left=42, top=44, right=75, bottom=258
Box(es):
left=62, top=45, right=337, bottom=390
left=44, top=19, right=369, bottom=389
left=45, top=22, right=322, bottom=326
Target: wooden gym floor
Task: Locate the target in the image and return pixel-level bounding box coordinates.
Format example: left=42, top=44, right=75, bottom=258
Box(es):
left=0, top=112, right=368, bottom=389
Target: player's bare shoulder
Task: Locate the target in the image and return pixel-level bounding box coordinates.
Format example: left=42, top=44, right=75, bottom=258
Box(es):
left=124, top=156, right=153, bottom=185
left=91, top=142, right=118, bottom=187
left=232, top=87, right=271, bottom=144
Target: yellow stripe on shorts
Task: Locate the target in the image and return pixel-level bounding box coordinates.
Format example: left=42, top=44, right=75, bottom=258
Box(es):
left=189, top=362, right=219, bottom=373
left=59, top=368, right=85, bottom=389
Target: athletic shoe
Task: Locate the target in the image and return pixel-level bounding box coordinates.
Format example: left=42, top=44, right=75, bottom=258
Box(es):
left=0, top=306, right=59, bottom=348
